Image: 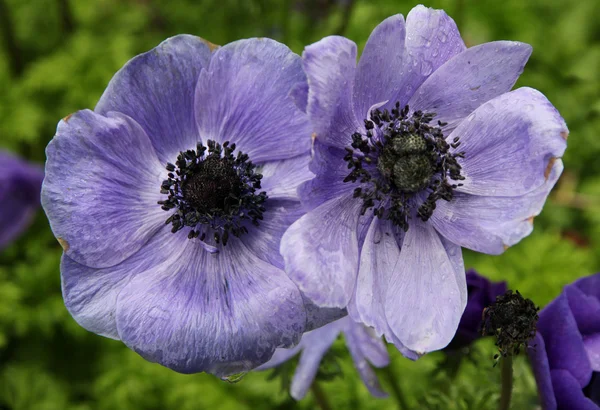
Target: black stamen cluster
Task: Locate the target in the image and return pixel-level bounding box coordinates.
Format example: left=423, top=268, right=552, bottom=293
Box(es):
left=158, top=140, right=267, bottom=245
left=479, top=290, right=539, bottom=360
left=343, top=102, right=465, bottom=231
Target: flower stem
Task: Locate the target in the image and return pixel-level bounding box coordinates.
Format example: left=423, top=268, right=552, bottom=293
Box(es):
left=311, top=382, right=332, bottom=410
left=382, top=366, right=409, bottom=410
left=498, top=355, right=513, bottom=410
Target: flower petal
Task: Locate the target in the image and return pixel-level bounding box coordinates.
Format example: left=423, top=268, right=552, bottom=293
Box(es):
left=408, top=41, right=532, bottom=131
left=115, top=238, right=306, bottom=376
left=384, top=221, right=466, bottom=353
left=354, top=218, right=402, bottom=343
left=344, top=321, right=388, bottom=398
left=298, top=139, right=355, bottom=211
left=345, top=319, right=389, bottom=368
left=431, top=159, right=563, bottom=254
left=281, top=194, right=362, bottom=308
left=42, top=110, right=165, bottom=268
left=60, top=227, right=183, bottom=339
left=95, top=35, right=211, bottom=164
left=259, top=155, right=313, bottom=201
left=537, top=293, right=592, bottom=387
left=0, top=152, right=43, bottom=248
left=387, top=5, right=466, bottom=109
left=352, top=14, right=407, bottom=117
left=241, top=199, right=304, bottom=270
left=528, top=333, right=558, bottom=410
left=551, top=369, right=599, bottom=410
left=290, top=321, right=342, bottom=400
left=303, top=36, right=361, bottom=149
left=450, top=87, right=567, bottom=197
left=195, top=38, right=311, bottom=163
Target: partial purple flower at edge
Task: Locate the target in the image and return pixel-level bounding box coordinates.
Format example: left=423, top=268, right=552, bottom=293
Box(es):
left=0, top=151, right=44, bottom=249
left=41, top=35, right=343, bottom=377
left=258, top=316, right=389, bottom=400
left=281, top=4, right=568, bottom=356
left=528, top=273, right=600, bottom=410
left=445, top=270, right=507, bottom=351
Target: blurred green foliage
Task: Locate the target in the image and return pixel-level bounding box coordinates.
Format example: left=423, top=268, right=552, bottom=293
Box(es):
left=0, top=0, right=599, bottom=409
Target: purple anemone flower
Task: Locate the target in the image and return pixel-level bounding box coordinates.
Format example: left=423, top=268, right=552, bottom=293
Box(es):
left=0, top=151, right=43, bottom=249
left=529, top=273, right=600, bottom=410
left=281, top=5, right=568, bottom=356
left=446, top=270, right=507, bottom=351
left=258, top=316, right=389, bottom=399
left=41, top=35, right=342, bottom=376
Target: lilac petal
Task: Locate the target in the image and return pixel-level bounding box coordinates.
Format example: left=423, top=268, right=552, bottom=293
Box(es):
left=255, top=344, right=303, bottom=371
left=290, top=81, right=309, bottom=113
left=537, top=293, right=592, bottom=387
left=408, top=41, right=532, bottom=131
left=298, top=139, right=355, bottom=211
left=344, top=323, right=388, bottom=398
left=345, top=319, right=390, bottom=368
left=302, top=36, right=361, bottom=149
left=281, top=194, right=362, bottom=308
left=290, top=321, right=342, bottom=400
left=450, top=87, right=567, bottom=197
left=259, top=155, right=313, bottom=201
left=96, top=35, right=211, bottom=164
left=115, top=238, right=306, bottom=376
left=551, top=369, right=599, bottom=410
left=195, top=38, right=311, bottom=163
left=60, top=227, right=182, bottom=339
left=302, top=294, right=347, bottom=332
left=387, top=5, right=466, bottom=109
left=528, top=333, right=558, bottom=410
left=42, top=110, right=165, bottom=268
left=352, top=14, right=407, bottom=117
left=354, top=218, right=402, bottom=343
left=384, top=221, right=467, bottom=353
left=431, top=159, right=563, bottom=254
left=0, top=152, right=43, bottom=248
left=241, top=199, right=304, bottom=270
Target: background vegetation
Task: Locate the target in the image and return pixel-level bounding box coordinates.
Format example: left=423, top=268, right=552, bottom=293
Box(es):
left=0, top=0, right=598, bottom=408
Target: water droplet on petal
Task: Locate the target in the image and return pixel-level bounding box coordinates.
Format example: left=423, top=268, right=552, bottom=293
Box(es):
left=222, top=372, right=247, bottom=383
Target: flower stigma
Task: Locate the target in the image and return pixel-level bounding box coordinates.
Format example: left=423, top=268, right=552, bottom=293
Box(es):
left=158, top=140, right=267, bottom=245
left=343, top=103, right=465, bottom=231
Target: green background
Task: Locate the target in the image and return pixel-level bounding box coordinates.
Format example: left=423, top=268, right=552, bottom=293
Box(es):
left=0, top=0, right=599, bottom=408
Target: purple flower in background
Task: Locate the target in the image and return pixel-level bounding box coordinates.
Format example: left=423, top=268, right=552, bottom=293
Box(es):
left=281, top=4, right=568, bottom=356
left=0, top=151, right=43, bottom=249
left=529, top=273, right=600, bottom=410
left=258, top=316, right=389, bottom=399
left=41, top=35, right=338, bottom=376
left=446, top=270, right=507, bottom=351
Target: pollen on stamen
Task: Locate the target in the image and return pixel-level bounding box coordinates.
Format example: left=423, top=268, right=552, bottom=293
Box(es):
left=343, top=102, right=465, bottom=231
left=158, top=140, right=267, bottom=245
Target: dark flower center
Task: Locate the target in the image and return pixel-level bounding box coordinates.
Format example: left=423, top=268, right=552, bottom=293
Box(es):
left=479, top=290, right=539, bottom=359
left=158, top=140, right=267, bottom=246
left=343, top=103, right=465, bottom=231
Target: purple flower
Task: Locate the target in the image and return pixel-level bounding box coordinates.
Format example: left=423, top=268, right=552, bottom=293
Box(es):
left=258, top=316, right=389, bottom=399
left=41, top=35, right=339, bottom=376
left=280, top=5, right=568, bottom=355
left=446, top=270, right=507, bottom=351
left=0, top=151, right=43, bottom=249
left=529, top=273, right=600, bottom=410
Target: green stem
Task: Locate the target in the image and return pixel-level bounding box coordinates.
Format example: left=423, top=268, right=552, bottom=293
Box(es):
left=382, top=366, right=409, bottom=410
left=498, top=355, right=513, bottom=410
left=311, top=382, right=332, bottom=410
